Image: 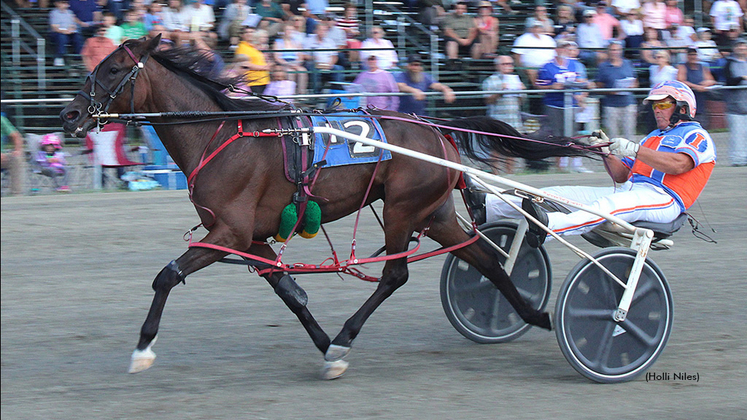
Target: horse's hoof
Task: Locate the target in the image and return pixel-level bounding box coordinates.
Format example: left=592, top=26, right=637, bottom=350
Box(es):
left=321, top=359, right=349, bottom=380
left=324, top=344, right=351, bottom=362
left=128, top=337, right=157, bottom=374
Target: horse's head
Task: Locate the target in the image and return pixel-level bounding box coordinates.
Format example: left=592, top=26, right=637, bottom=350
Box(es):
left=60, top=35, right=161, bottom=137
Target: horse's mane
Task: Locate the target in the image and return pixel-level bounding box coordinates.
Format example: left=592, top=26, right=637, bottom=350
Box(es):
left=150, top=46, right=291, bottom=113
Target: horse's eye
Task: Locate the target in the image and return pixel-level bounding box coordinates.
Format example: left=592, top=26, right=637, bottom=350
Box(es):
left=110, top=67, right=119, bottom=75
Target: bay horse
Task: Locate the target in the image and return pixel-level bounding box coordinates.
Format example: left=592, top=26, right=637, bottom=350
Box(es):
left=61, top=36, right=591, bottom=379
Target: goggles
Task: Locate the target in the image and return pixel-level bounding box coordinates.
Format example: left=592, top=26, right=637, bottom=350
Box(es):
left=652, top=101, right=676, bottom=111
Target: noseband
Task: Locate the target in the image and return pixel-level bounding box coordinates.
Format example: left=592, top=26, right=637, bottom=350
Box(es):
left=76, top=44, right=151, bottom=125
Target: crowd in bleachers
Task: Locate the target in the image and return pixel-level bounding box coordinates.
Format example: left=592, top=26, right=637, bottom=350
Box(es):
left=4, top=0, right=747, bottom=178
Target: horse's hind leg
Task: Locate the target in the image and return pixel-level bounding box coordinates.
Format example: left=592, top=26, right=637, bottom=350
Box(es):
left=129, top=229, right=238, bottom=374
left=428, top=202, right=552, bottom=330
left=249, top=243, right=331, bottom=354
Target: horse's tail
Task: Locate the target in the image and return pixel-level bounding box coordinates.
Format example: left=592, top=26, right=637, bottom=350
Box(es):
left=441, top=116, right=594, bottom=166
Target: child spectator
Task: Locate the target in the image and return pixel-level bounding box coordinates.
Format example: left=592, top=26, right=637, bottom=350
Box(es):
left=36, top=133, right=71, bottom=193
left=144, top=1, right=167, bottom=33
left=264, top=66, right=297, bottom=101
left=273, top=23, right=308, bottom=94
left=102, top=12, right=124, bottom=45
left=474, top=1, right=499, bottom=58
left=121, top=9, right=148, bottom=42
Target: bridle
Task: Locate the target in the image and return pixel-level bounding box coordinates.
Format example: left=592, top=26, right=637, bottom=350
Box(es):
left=76, top=44, right=151, bottom=127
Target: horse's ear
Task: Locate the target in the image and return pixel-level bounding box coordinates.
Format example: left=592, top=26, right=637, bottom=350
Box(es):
left=145, top=34, right=162, bottom=53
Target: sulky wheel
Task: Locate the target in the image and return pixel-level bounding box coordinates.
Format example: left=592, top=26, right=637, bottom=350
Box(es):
left=555, top=247, right=673, bottom=383
left=440, top=221, right=552, bottom=343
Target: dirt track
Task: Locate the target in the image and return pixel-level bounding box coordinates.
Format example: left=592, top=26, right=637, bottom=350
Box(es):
left=2, top=168, right=746, bottom=420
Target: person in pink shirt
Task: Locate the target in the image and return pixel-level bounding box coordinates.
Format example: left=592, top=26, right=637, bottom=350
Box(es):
left=80, top=25, right=117, bottom=72
left=592, top=1, right=624, bottom=41
left=642, top=0, right=667, bottom=31
left=663, top=0, right=683, bottom=30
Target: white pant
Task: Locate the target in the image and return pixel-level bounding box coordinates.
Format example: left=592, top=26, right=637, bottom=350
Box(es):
left=486, top=182, right=682, bottom=236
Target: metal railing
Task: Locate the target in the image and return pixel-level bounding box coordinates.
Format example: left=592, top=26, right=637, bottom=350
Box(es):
left=1, top=1, right=46, bottom=90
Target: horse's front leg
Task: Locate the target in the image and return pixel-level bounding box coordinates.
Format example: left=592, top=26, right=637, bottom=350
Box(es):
left=322, top=224, right=413, bottom=380
left=128, top=227, right=243, bottom=374
left=248, top=243, right=331, bottom=354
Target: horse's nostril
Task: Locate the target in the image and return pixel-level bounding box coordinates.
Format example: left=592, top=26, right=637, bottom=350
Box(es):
left=64, top=111, right=79, bottom=122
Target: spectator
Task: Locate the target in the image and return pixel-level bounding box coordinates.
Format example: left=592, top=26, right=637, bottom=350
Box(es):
left=289, top=14, right=307, bottom=44
left=183, top=0, right=214, bottom=33
left=395, top=54, right=455, bottom=116
left=663, top=0, right=683, bottom=29
left=144, top=1, right=167, bottom=33
left=264, top=66, right=297, bottom=101
left=665, top=22, right=692, bottom=65
left=303, top=21, right=344, bottom=94
left=723, top=22, right=746, bottom=47
left=281, top=0, right=304, bottom=20
left=593, top=1, right=625, bottom=42
left=192, top=33, right=224, bottom=79
left=360, top=26, right=398, bottom=70
left=336, top=3, right=362, bottom=66
left=576, top=9, right=606, bottom=65
left=101, top=12, right=124, bottom=44
left=322, top=15, right=349, bottom=68
left=710, top=0, right=744, bottom=47
left=120, top=8, right=147, bottom=42
left=555, top=4, right=577, bottom=38
left=217, top=0, right=250, bottom=48
left=481, top=55, right=526, bottom=173
left=723, top=37, right=747, bottom=166
left=642, top=0, right=667, bottom=33
left=353, top=56, right=399, bottom=111
left=69, top=0, right=101, bottom=37
left=640, top=26, right=665, bottom=65
left=254, top=0, right=284, bottom=38
left=677, top=47, right=716, bottom=128
left=525, top=4, right=554, bottom=36
left=647, top=50, right=678, bottom=131
left=273, top=23, right=308, bottom=94
left=162, top=0, right=188, bottom=36
left=81, top=25, right=117, bottom=71
left=611, top=0, right=641, bottom=16
left=511, top=20, right=556, bottom=85
left=106, top=0, right=129, bottom=23
left=596, top=40, right=639, bottom=139
left=1, top=113, right=25, bottom=196
left=419, top=0, right=447, bottom=29
left=620, top=10, right=644, bottom=54
left=49, top=0, right=84, bottom=67
left=236, top=27, right=271, bottom=93
left=222, top=54, right=252, bottom=97
left=442, top=1, right=479, bottom=63
left=36, top=133, right=71, bottom=193
left=535, top=40, right=589, bottom=140
left=302, top=0, right=329, bottom=35
left=695, top=27, right=721, bottom=63
left=474, top=1, right=499, bottom=58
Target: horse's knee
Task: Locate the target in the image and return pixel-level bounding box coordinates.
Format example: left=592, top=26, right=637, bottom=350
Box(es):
left=274, top=274, right=308, bottom=311
left=152, top=260, right=186, bottom=291
left=379, top=264, right=409, bottom=293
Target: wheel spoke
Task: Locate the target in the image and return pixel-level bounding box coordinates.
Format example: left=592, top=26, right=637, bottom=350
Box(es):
left=451, top=276, right=494, bottom=294
left=630, top=277, right=657, bottom=306
left=595, top=322, right=617, bottom=372
left=620, top=318, right=658, bottom=347
left=566, top=307, right=614, bottom=320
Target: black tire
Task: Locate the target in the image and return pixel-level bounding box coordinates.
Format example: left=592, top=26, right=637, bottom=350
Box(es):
left=440, top=221, right=552, bottom=343
left=555, top=247, right=673, bottom=383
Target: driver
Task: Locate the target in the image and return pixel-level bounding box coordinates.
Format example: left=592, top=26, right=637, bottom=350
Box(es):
left=466, top=80, right=716, bottom=247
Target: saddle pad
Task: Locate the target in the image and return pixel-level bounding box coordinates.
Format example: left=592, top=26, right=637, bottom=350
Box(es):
left=310, top=113, right=392, bottom=168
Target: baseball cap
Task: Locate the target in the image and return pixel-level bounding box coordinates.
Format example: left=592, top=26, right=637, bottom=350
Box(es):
left=583, top=9, right=596, bottom=17
left=530, top=19, right=544, bottom=27
left=734, top=37, right=747, bottom=46
left=697, top=27, right=711, bottom=33
left=479, top=1, right=492, bottom=8
left=596, top=1, right=607, bottom=6
left=407, top=54, right=422, bottom=64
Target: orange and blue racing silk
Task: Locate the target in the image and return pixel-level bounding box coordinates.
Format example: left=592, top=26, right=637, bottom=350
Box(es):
left=621, top=121, right=716, bottom=212
left=310, top=112, right=392, bottom=168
